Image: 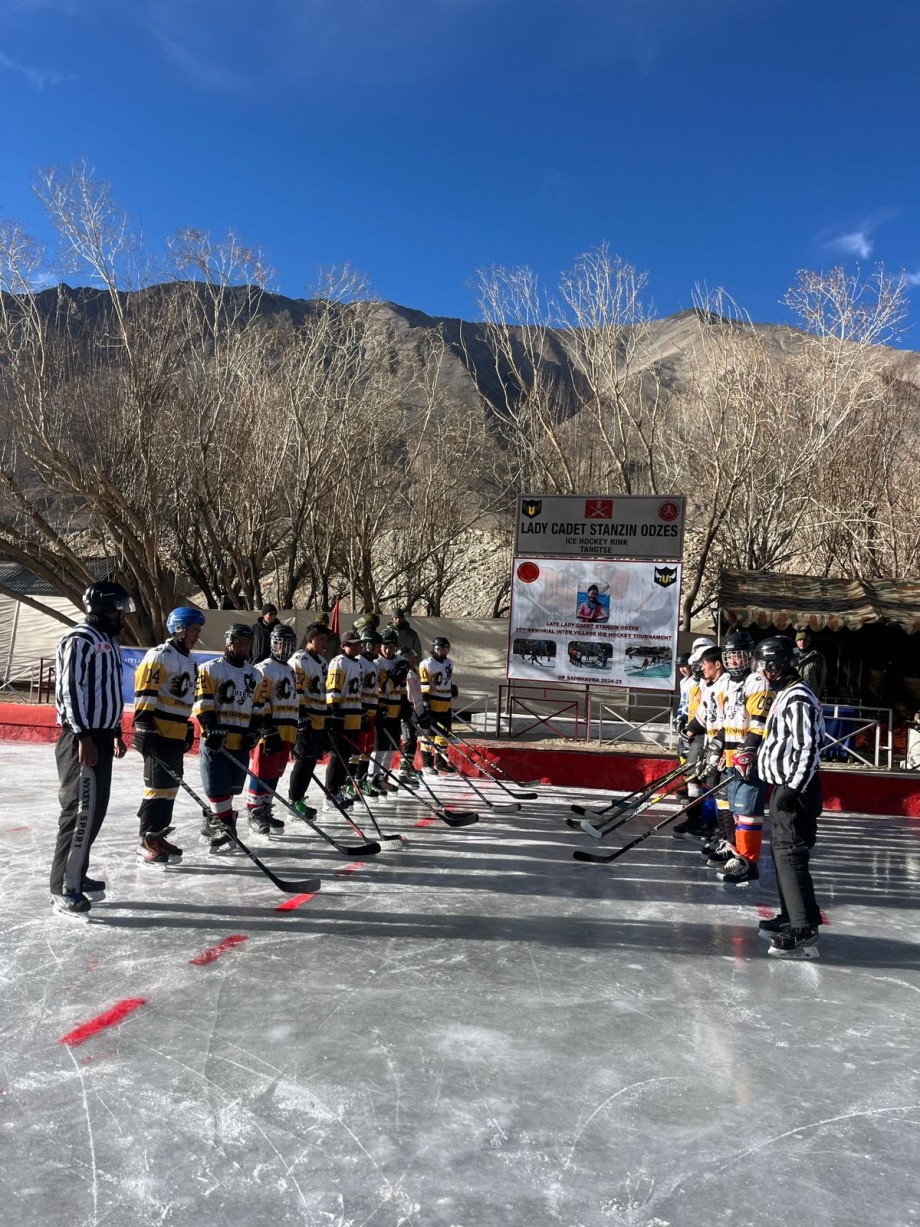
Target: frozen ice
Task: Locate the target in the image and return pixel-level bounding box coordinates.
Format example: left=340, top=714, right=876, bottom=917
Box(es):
left=1, top=742, right=919, bottom=1226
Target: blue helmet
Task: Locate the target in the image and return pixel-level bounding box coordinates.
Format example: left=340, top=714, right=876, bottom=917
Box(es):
left=166, top=606, right=206, bottom=637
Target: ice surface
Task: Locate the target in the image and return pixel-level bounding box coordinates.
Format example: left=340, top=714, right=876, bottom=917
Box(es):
left=1, top=743, right=920, bottom=1227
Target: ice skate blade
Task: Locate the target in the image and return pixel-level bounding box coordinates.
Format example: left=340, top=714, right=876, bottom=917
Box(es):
left=136, top=856, right=169, bottom=870
left=720, top=878, right=762, bottom=893
left=766, top=943, right=820, bottom=960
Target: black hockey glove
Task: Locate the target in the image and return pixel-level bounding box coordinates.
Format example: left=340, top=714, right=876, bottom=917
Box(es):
left=241, top=729, right=260, bottom=752
left=417, top=708, right=433, bottom=730
left=132, top=725, right=159, bottom=758
left=183, top=721, right=196, bottom=753
left=450, top=683, right=458, bottom=699
left=700, top=739, right=725, bottom=778
left=360, top=711, right=372, bottom=731
left=203, top=727, right=227, bottom=752
left=261, top=727, right=284, bottom=756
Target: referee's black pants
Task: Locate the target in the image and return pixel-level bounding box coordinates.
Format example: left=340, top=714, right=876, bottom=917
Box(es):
left=51, top=729, right=117, bottom=895
left=770, top=776, right=823, bottom=930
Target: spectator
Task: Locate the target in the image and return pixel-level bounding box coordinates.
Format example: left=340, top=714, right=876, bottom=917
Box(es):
left=795, top=630, right=828, bottom=698
left=251, top=603, right=279, bottom=664
left=387, top=608, right=423, bottom=659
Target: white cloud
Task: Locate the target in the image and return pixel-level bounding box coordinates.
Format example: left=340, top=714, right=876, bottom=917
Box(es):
left=0, top=47, right=76, bottom=88
left=828, top=229, right=873, bottom=259
left=905, top=270, right=920, bottom=288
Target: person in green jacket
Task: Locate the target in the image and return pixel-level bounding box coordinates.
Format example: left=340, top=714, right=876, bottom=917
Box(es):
left=388, top=608, right=423, bottom=659
left=795, top=630, right=828, bottom=698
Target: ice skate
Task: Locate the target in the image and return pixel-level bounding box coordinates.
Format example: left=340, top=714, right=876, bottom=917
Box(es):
left=766, top=926, right=820, bottom=959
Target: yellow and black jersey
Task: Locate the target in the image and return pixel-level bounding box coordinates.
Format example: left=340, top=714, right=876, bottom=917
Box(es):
left=290, top=648, right=327, bottom=731
left=696, top=673, right=729, bottom=740
left=326, top=653, right=364, bottom=731
left=193, top=657, right=265, bottom=751
left=419, top=655, right=453, bottom=715
left=255, top=658, right=299, bottom=747
left=134, top=642, right=197, bottom=742
left=376, top=657, right=404, bottom=720
left=685, top=678, right=703, bottom=725
left=715, top=673, right=775, bottom=765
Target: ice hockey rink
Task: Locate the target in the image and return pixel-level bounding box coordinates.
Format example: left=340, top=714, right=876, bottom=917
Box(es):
left=2, top=741, right=920, bottom=1227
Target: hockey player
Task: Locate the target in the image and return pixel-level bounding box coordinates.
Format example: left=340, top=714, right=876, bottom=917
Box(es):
left=710, top=630, right=774, bottom=886
left=753, top=636, right=826, bottom=958
left=678, top=646, right=729, bottom=855
left=245, top=623, right=299, bottom=836
left=50, top=581, right=133, bottom=916
left=350, top=629, right=383, bottom=798
left=132, top=606, right=206, bottom=866
left=288, top=621, right=329, bottom=820
left=398, top=649, right=425, bottom=784
left=419, top=636, right=457, bottom=774
left=324, top=630, right=365, bottom=807
left=671, top=639, right=716, bottom=839
left=192, top=623, right=265, bottom=852
left=372, top=630, right=404, bottom=792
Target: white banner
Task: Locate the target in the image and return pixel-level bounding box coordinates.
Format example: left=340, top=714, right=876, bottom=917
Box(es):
left=506, top=556, right=681, bottom=691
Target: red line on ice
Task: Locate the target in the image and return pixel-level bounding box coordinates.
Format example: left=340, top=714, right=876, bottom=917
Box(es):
left=59, top=998, right=147, bottom=1046
left=276, top=893, right=316, bottom=912
left=189, top=934, right=249, bottom=965
left=335, top=861, right=366, bottom=877
left=414, top=816, right=436, bottom=827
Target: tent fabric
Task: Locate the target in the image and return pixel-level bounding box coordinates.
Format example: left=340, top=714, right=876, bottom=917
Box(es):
left=718, top=569, right=920, bottom=634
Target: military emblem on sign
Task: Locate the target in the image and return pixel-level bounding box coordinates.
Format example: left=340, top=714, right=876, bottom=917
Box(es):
left=654, top=566, right=678, bottom=588
left=521, top=499, right=542, bottom=518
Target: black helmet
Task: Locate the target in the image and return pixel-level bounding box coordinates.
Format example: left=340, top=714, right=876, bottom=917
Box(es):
left=432, top=636, right=450, bottom=651
left=225, top=623, right=254, bottom=645
left=82, top=580, right=135, bottom=618
left=380, top=630, right=399, bottom=647
left=270, top=624, right=297, bottom=661
left=752, top=636, right=797, bottom=683
left=722, top=630, right=754, bottom=681
left=360, top=629, right=383, bottom=646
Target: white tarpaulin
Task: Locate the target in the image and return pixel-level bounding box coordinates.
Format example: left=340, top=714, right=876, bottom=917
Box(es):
left=0, top=595, right=81, bottom=693
left=506, top=556, right=681, bottom=691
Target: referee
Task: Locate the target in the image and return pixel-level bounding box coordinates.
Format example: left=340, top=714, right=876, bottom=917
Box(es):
left=50, top=581, right=134, bottom=917
left=754, top=635, right=826, bottom=959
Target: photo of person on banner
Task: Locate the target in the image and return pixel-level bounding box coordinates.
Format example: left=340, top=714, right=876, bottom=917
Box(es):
left=575, top=584, right=609, bottom=623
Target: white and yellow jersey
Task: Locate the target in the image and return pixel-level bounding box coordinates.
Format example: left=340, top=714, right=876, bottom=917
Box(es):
left=326, top=653, right=364, bottom=732
left=715, top=672, right=774, bottom=765
left=358, top=654, right=379, bottom=713
left=290, top=648, right=327, bottom=731
left=419, top=655, right=453, bottom=715
left=254, top=657, right=299, bottom=747
left=193, top=656, right=265, bottom=751
left=376, top=657, right=404, bottom=720
left=134, top=642, right=197, bottom=742
left=696, top=672, right=729, bottom=740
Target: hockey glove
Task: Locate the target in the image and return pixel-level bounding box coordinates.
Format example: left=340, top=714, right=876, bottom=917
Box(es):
left=700, top=739, right=725, bottom=777
left=203, top=727, right=227, bottom=752
left=360, top=711, right=373, bottom=731
left=732, top=745, right=758, bottom=782
left=261, top=727, right=284, bottom=756
left=132, top=725, right=159, bottom=758
left=417, top=708, right=433, bottom=730
left=183, top=721, right=196, bottom=753
left=241, top=729, right=260, bottom=752
left=450, top=683, right=459, bottom=698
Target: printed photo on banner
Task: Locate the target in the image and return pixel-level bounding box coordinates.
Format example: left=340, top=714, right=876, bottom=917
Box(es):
left=575, top=583, right=609, bottom=623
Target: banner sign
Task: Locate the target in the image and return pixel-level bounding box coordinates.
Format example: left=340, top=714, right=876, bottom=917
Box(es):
left=515, top=493, right=685, bottom=560
left=506, top=556, right=681, bottom=691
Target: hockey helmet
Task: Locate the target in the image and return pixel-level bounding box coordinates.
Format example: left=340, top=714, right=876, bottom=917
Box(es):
left=82, top=580, right=135, bottom=618
left=432, top=636, right=450, bottom=651
left=166, top=606, right=206, bottom=638
left=722, top=630, right=754, bottom=681
left=270, top=623, right=297, bottom=661
left=752, top=636, right=798, bottom=683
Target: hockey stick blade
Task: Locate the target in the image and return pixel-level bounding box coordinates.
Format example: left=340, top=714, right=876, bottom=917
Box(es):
left=438, top=809, right=479, bottom=828
left=216, top=825, right=323, bottom=894
left=572, top=847, right=620, bottom=864
left=487, top=801, right=521, bottom=814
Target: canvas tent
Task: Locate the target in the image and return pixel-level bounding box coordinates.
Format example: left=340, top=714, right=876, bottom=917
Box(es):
left=717, top=569, right=920, bottom=634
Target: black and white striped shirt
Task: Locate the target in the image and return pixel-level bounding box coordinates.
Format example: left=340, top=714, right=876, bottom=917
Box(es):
left=55, top=622, right=125, bottom=735
left=758, top=679, right=824, bottom=791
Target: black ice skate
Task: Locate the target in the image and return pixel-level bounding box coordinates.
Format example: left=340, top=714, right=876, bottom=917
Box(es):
left=767, top=926, right=820, bottom=959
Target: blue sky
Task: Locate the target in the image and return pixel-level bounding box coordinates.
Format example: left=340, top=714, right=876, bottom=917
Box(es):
left=1, top=0, right=918, bottom=338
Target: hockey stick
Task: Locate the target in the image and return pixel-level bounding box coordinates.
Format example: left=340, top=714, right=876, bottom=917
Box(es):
left=572, top=778, right=728, bottom=864
left=568, top=761, right=689, bottom=819
left=327, top=734, right=402, bottom=842
left=216, top=749, right=381, bottom=857
left=576, top=775, right=694, bottom=840
left=378, top=729, right=479, bottom=826
left=431, top=723, right=538, bottom=801
left=151, top=755, right=322, bottom=894
left=62, top=764, right=97, bottom=895
left=422, top=725, right=519, bottom=814
left=447, top=714, right=542, bottom=789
